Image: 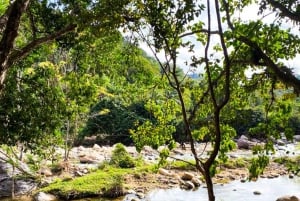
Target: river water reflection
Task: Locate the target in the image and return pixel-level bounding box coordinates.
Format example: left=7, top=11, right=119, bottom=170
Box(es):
left=145, top=176, right=300, bottom=201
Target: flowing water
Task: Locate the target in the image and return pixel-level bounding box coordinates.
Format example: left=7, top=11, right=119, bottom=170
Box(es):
left=70, top=176, right=300, bottom=201
left=143, top=176, right=300, bottom=201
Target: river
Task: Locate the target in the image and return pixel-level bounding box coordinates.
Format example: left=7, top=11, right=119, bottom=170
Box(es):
left=143, top=176, right=300, bottom=201
left=70, top=175, right=300, bottom=201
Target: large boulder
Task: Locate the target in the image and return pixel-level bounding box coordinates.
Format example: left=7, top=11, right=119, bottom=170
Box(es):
left=237, top=135, right=250, bottom=149
left=0, top=178, right=36, bottom=197
left=0, top=160, right=37, bottom=198
left=276, top=195, right=300, bottom=201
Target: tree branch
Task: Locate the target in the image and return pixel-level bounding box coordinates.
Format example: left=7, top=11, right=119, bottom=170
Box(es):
left=267, top=0, right=300, bottom=23
left=179, top=29, right=219, bottom=38
left=0, top=2, right=13, bottom=32
left=238, top=35, right=300, bottom=93
left=0, top=0, right=30, bottom=89
left=0, top=0, right=30, bottom=70
left=8, top=24, right=76, bottom=66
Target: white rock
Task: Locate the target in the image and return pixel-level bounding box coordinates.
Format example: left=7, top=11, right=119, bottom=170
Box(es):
left=158, top=168, right=171, bottom=176
left=93, top=144, right=101, bottom=150
left=182, top=181, right=195, bottom=190
left=34, top=192, right=57, bottom=201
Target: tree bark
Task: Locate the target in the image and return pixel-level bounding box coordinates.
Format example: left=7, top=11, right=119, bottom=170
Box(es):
left=204, top=167, right=215, bottom=201
left=0, top=0, right=30, bottom=90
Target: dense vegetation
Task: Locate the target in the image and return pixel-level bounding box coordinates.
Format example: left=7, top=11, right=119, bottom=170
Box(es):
left=0, top=0, right=300, bottom=201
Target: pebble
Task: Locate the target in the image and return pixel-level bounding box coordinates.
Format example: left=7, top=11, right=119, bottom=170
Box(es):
left=253, top=191, right=261, bottom=195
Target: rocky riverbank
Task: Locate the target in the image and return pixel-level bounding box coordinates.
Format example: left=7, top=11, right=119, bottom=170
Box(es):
left=0, top=135, right=299, bottom=201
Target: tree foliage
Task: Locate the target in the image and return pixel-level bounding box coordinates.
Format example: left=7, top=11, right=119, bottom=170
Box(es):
left=0, top=1, right=300, bottom=201
left=0, top=59, right=65, bottom=151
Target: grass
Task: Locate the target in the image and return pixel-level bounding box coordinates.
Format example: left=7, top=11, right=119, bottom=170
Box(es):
left=40, top=163, right=157, bottom=200
left=164, top=159, right=196, bottom=171
left=40, top=143, right=160, bottom=200
left=41, top=167, right=126, bottom=199
left=273, top=155, right=300, bottom=175
left=39, top=158, right=199, bottom=200
left=222, top=158, right=249, bottom=169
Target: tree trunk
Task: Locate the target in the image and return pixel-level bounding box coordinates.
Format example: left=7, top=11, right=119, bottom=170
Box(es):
left=204, top=167, right=215, bottom=201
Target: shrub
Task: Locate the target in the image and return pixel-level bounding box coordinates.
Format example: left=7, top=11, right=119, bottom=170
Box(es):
left=110, top=143, right=135, bottom=168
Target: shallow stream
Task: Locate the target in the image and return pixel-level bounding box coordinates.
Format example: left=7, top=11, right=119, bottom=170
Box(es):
left=143, top=176, right=300, bottom=201
left=71, top=176, right=300, bottom=201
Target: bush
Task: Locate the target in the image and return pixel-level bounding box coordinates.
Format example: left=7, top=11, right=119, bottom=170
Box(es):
left=110, top=143, right=135, bottom=168
left=80, top=98, right=152, bottom=145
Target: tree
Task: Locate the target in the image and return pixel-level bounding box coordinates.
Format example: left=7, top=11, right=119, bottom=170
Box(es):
left=0, top=0, right=132, bottom=91
left=126, top=0, right=300, bottom=201
left=126, top=1, right=233, bottom=200
left=0, top=0, right=75, bottom=90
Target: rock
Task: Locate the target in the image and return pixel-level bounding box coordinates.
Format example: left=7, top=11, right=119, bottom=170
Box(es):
left=79, top=155, right=97, bottom=164
left=136, top=192, right=145, bottom=199
left=181, top=172, right=194, bottom=180
left=237, top=136, right=250, bottom=149
left=93, top=144, right=101, bottom=150
left=126, top=189, right=136, bottom=194
left=276, top=195, right=300, bottom=201
left=169, top=179, right=179, bottom=184
left=0, top=159, right=37, bottom=198
left=173, top=149, right=184, bottom=155
left=253, top=190, right=261, bottom=195
left=181, top=181, right=195, bottom=190
left=240, top=135, right=249, bottom=140
left=289, top=174, right=294, bottom=179
left=240, top=178, right=247, bottom=183
left=191, top=177, right=201, bottom=187
left=74, top=170, right=84, bottom=176
left=276, top=139, right=286, bottom=146
left=158, top=168, right=171, bottom=176
left=294, top=135, right=300, bottom=142
left=34, top=192, right=58, bottom=201
left=77, top=146, right=85, bottom=151
left=81, top=136, right=97, bottom=146
left=39, top=167, right=53, bottom=177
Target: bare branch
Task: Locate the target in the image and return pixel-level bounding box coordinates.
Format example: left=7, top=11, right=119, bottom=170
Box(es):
left=179, top=29, right=219, bottom=38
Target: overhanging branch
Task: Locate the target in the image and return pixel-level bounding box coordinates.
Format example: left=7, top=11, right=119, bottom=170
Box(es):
left=238, top=35, right=300, bottom=93
left=267, top=0, right=300, bottom=23
left=8, top=24, right=76, bottom=66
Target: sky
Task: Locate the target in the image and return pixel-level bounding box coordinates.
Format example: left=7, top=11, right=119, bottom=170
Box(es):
left=137, top=2, right=300, bottom=76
